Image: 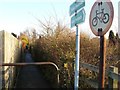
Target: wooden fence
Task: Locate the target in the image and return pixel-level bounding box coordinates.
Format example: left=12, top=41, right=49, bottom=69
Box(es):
left=80, top=62, right=120, bottom=89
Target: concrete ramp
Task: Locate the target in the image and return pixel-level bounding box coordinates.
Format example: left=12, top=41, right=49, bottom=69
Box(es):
left=15, top=52, right=51, bottom=88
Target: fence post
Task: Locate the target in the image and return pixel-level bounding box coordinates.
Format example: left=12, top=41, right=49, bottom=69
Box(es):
left=57, top=69, right=60, bottom=88
left=108, top=66, right=118, bottom=89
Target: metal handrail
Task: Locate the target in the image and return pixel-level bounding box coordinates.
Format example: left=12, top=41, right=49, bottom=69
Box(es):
left=0, top=62, right=60, bottom=87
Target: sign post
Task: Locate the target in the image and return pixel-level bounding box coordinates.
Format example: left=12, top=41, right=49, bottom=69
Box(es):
left=69, top=0, right=85, bottom=90
left=74, top=23, right=80, bottom=90
left=89, top=0, right=114, bottom=88
left=98, top=28, right=106, bottom=88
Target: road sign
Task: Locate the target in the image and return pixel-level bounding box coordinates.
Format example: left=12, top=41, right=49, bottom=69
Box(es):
left=69, top=1, right=85, bottom=90
left=89, top=0, right=114, bottom=36
left=69, top=0, right=85, bottom=16
left=71, top=9, right=85, bottom=28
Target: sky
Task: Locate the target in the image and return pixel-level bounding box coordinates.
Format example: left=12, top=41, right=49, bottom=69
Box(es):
left=0, top=0, right=119, bottom=38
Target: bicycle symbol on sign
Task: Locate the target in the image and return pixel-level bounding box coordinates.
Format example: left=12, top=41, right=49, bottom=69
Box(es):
left=92, top=8, right=109, bottom=27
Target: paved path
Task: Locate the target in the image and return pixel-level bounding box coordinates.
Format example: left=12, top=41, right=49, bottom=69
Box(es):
left=15, top=52, right=51, bottom=88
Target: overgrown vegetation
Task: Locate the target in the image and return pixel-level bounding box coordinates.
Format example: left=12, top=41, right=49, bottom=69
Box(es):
left=33, top=22, right=75, bottom=88
left=27, top=19, right=120, bottom=88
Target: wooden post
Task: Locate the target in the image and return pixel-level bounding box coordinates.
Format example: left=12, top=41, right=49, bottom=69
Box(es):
left=108, top=66, right=118, bottom=89
left=118, top=43, right=120, bottom=90
left=118, top=60, right=120, bottom=90
left=98, top=28, right=106, bottom=89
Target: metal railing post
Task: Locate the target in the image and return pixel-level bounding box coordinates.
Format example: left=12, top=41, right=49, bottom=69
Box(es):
left=0, top=62, right=60, bottom=88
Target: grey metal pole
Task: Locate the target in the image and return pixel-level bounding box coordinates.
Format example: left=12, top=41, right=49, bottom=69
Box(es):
left=74, top=24, right=80, bottom=90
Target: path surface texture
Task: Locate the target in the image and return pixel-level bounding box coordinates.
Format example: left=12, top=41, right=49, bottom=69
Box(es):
left=15, top=52, right=51, bottom=88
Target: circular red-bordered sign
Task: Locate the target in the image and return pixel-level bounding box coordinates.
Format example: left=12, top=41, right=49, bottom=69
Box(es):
left=89, top=0, right=114, bottom=36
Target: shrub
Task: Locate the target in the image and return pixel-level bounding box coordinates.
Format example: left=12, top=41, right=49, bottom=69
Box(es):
left=32, top=19, right=119, bottom=88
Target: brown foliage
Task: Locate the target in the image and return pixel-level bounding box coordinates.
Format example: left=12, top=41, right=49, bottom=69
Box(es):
left=32, top=20, right=119, bottom=88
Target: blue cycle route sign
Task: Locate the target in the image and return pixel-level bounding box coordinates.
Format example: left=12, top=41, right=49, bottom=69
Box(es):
left=69, top=0, right=85, bottom=16
left=71, top=8, right=85, bottom=28
left=69, top=0, right=85, bottom=90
